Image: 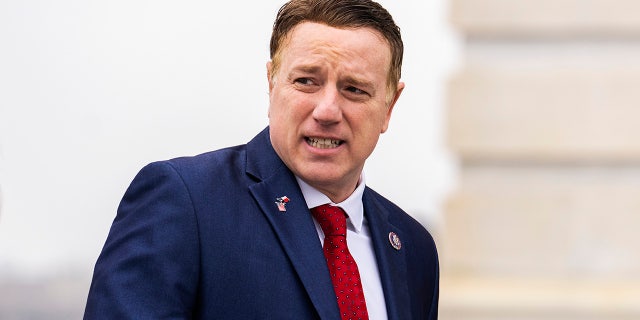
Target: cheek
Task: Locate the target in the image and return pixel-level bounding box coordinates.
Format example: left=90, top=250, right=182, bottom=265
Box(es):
left=269, top=94, right=303, bottom=138
left=355, top=106, right=389, bottom=132
left=375, top=104, right=393, bottom=132
left=268, top=91, right=289, bottom=120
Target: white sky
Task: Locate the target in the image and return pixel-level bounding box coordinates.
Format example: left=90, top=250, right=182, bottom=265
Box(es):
left=0, top=0, right=460, bottom=278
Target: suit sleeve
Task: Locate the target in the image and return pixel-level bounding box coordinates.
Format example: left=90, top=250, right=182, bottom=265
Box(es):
left=84, top=162, right=200, bottom=319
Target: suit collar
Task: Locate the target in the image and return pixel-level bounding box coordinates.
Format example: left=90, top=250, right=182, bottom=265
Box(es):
left=245, top=127, right=283, bottom=182
left=246, top=128, right=412, bottom=319
left=246, top=127, right=341, bottom=319
left=363, top=189, right=411, bottom=320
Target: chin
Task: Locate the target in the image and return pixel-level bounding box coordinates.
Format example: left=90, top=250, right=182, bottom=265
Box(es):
left=303, top=171, right=338, bottom=183
left=305, top=170, right=350, bottom=188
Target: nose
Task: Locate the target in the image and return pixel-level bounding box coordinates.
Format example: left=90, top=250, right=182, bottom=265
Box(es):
left=312, top=87, right=342, bottom=125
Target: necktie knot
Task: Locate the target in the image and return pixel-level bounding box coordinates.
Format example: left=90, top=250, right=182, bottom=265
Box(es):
left=311, top=204, right=347, bottom=237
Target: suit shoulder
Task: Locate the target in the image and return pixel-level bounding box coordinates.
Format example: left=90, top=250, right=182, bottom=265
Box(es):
left=141, top=144, right=247, bottom=177
left=169, top=144, right=246, bottom=169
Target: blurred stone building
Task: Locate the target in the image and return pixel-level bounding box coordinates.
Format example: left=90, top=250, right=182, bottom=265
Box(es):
left=440, top=0, right=640, bottom=319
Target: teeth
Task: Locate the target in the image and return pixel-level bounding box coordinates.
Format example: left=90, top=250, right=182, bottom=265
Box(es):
left=307, top=137, right=342, bottom=149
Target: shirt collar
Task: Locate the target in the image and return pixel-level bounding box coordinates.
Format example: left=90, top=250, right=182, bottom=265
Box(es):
left=295, top=174, right=366, bottom=233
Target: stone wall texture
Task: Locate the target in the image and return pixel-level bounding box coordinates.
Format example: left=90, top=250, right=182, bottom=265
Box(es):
left=441, top=1, right=640, bottom=319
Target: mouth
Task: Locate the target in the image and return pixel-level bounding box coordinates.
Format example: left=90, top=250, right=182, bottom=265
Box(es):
left=305, top=137, right=343, bottom=149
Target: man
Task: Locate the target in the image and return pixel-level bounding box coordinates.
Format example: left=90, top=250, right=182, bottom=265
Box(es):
left=85, top=0, right=439, bottom=319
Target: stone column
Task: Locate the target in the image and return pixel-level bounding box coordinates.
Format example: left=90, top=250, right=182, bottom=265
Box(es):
left=441, top=1, right=640, bottom=319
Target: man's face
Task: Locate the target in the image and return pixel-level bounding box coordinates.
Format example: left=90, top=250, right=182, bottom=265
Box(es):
left=267, top=22, right=404, bottom=202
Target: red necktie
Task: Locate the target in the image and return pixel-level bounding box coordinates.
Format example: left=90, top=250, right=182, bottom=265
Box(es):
left=311, top=204, right=369, bottom=320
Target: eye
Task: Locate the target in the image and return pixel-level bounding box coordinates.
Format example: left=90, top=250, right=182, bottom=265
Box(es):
left=292, top=77, right=320, bottom=93
left=345, top=86, right=368, bottom=96
left=294, top=78, right=314, bottom=85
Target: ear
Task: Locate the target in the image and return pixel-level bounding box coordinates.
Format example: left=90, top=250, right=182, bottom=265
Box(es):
left=381, top=82, right=404, bottom=133
left=266, top=61, right=274, bottom=93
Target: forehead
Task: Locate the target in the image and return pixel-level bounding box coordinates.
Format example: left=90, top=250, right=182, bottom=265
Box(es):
left=278, top=22, right=391, bottom=73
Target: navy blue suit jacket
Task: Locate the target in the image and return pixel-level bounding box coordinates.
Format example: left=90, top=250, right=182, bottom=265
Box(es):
left=85, top=127, right=439, bottom=319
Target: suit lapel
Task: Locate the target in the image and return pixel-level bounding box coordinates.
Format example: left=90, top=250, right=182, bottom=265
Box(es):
left=364, top=189, right=411, bottom=320
left=244, top=128, right=411, bottom=319
left=246, top=129, right=340, bottom=319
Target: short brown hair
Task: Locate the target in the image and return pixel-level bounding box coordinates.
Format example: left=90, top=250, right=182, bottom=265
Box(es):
left=270, top=0, right=403, bottom=93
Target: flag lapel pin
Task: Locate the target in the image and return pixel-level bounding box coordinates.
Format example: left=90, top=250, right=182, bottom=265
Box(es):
left=275, top=196, right=290, bottom=212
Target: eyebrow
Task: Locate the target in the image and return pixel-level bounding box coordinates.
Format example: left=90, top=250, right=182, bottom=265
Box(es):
left=343, top=75, right=375, bottom=93
left=291, top=65, right=322, bottom=74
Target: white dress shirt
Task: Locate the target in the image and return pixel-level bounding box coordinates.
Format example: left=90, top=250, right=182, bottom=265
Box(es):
left=296, top=175, right=388, bottom=320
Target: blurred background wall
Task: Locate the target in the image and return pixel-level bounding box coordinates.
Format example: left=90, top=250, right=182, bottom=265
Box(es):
left=0, top=0, right=458, bottom=318
left=440, top=0, right=640, bottom=319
